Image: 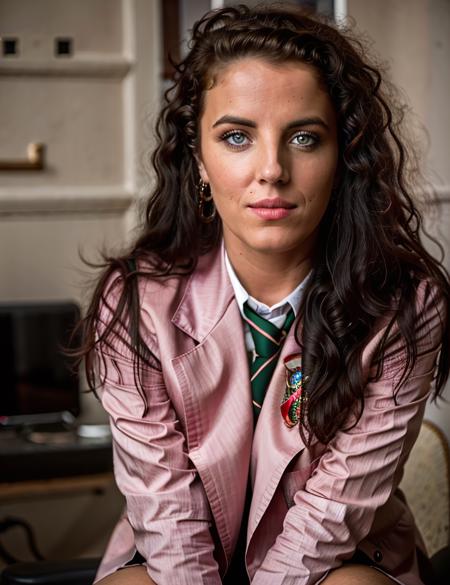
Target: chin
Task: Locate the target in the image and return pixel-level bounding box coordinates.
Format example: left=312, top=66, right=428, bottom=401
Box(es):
left=247, top=238, right=299, bottom=255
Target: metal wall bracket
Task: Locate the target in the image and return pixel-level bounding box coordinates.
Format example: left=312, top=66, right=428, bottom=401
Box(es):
left=0, top=143, right=45, bottom=171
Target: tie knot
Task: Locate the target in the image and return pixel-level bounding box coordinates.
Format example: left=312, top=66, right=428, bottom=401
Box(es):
left=243, top=302, right=294, bottom=358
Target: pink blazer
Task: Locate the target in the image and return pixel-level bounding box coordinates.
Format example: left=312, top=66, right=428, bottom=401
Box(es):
left=94, top=244, right=444, bottom=585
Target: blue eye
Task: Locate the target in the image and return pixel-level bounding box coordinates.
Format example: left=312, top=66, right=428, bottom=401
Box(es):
left=222, top=131, right=250, bottom=148
left=291, top=132, right=318, bottom=148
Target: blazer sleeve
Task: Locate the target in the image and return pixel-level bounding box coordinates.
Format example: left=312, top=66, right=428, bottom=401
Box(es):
left=252, top=283, right=446, bottom=585
left=96, top=282, right=222, bottom=585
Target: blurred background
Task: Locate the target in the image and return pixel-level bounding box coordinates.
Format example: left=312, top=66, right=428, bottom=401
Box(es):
left=0, top=0, right=448, bottom=570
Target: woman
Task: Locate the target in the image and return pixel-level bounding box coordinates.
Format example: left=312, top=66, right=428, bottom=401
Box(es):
left=78, top=5, right=449, bottom=585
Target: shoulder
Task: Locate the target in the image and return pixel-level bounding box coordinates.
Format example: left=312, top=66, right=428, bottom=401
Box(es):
left=415, top=278, right=447, bottom=327
left=98, top=245, right=224, bottom=339
left=137, top=245, right=224, bottom=319
left=361, top=279, right=447, bottom=374
left=395, top=278, right=446, bottom=353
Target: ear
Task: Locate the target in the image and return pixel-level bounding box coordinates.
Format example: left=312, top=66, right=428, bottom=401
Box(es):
left=194, top=152, right=210, bottom=184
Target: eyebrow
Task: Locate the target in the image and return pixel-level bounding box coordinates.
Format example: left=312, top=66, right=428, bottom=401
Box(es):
left=212, top=115, right=330, bottom=130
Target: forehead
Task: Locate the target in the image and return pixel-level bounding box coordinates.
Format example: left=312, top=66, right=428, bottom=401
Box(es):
left=201, top=57, right=335, bottom=124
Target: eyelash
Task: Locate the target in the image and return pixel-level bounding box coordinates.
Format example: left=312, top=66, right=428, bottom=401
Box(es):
left=220, top=130, right=251, bottom=150
left=219, top=130, right=320, bottom=150
left=290, top=131, right=320, bottom=149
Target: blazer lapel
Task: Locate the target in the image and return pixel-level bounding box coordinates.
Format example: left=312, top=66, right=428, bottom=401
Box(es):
left=248, top=320, right=311, bottom=541
left=170, top=246, right=253, bottom=566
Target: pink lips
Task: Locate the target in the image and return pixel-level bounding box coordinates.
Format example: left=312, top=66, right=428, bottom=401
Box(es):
left=248, top=197, right=296, bottom=220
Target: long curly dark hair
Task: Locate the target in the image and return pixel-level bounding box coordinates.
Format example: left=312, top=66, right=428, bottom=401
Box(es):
left=76, top=4, right=449, bottom=445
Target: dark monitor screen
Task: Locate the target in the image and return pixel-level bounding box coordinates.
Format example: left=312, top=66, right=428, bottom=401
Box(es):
left=0, top=302, right=81, bottom=423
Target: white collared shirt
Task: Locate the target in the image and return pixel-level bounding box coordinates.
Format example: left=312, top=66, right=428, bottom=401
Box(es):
left=224, top=251, right=309, bottom=353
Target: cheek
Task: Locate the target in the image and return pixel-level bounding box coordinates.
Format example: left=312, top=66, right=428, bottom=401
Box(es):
left=295, top=154, right=337, bottom=198
left=311, top=193, right=332, bottom=221
left=202, top=145, right=253, bottom=191
left=296, top=167, right=335, bottom=220
left=310, top=182, right=333, bottom=217
left=209, top=170, right=250, bottom=209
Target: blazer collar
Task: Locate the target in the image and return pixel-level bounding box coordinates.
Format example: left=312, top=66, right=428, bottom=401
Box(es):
left=169, top=243, right=252, bottom=567
left=171, top=243, right=235, bottom=342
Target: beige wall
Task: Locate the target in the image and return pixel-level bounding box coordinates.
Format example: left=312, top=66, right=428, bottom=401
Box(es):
left=347, top=0, right=450, bottom=440
left=348, top=0, right=449, bottom=186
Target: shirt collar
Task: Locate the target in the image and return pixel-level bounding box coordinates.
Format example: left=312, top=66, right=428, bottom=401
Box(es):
left=224, top=249, right=310, bottom=319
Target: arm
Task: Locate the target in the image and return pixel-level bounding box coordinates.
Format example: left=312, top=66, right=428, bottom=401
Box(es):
left=97, top=288, right=222, bottom=585
left=252, top=285, right=446, bottom=585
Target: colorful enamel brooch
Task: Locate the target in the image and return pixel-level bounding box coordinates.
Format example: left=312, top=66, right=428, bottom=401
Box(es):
left=281, top=354, right=308, bottom=428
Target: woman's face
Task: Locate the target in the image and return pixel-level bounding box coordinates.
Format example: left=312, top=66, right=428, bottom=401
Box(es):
left=197, top=58, right=339, bottom=264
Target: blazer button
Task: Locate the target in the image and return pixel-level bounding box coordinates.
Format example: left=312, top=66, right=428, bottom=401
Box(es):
left=373, top=550, right=383, bottom=563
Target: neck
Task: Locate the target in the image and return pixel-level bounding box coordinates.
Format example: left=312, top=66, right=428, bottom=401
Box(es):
left=225, top=241, right=312, bottom=307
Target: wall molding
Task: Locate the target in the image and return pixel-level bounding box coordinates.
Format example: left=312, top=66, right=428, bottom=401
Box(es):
left=432, top=185, right=450, bottom=203
left=0, top=186, right=134, bottom=216
left=0, top=55, right=133, bottom=79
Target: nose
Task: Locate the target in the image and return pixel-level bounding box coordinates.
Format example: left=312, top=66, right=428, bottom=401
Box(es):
left=256, top=142, right=289, bottom=184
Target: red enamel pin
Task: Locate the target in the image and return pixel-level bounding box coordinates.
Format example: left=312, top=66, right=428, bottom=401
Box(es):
left=281, top=353, right=308, bottom=427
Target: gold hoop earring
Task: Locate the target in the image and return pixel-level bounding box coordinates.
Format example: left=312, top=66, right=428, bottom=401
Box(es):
left=198, top=180, right=216, bottom=223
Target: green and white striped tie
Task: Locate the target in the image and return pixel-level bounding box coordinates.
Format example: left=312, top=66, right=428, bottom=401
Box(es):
left=243, top=302, right=295, bottom=419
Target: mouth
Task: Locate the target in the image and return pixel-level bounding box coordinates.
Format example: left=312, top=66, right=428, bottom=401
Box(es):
left=248, top=197, right=296, bottom=209
left=248, top=197, right=296, bottom=220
